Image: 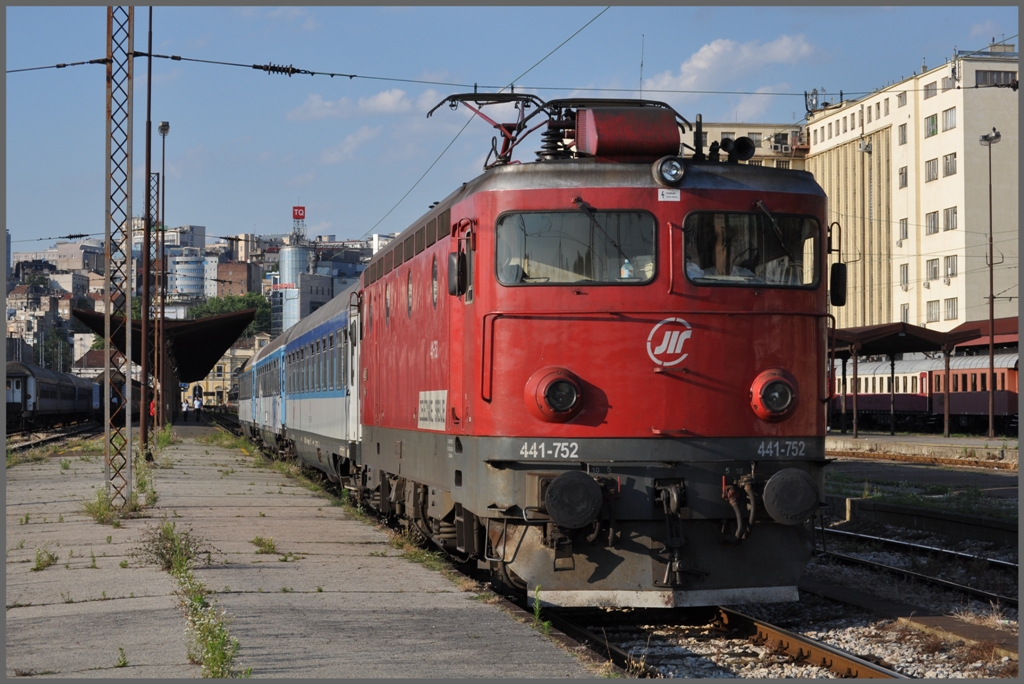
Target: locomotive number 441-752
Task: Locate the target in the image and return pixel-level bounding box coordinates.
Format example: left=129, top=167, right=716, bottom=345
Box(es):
left=519, top=442, right=580, bottom=459
left=757, top=440, right=806, bottom=458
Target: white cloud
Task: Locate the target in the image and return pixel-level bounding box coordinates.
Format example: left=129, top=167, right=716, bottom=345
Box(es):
left=969, top=20, right=1001, bottom=41
left=644, top=34, right=816, bottom=98
left=320, top=125, right=381, bottom=164
left=286, top=171, right=315, bottom=187
left=733, top=84, right=791, bottom=122
left=288, top=89, right=433, bottom=121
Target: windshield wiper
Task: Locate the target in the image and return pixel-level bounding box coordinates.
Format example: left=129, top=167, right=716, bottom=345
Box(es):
left=755, top=200, right=794, bottom=261
left=572, top=196, right=628, bottom=260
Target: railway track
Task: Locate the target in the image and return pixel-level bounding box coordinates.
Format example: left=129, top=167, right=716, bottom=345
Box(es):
left=6, top=422, right=102, bottom=453
left=538, top=605, right=908, bottom=678
left=817, top=527, right=1018, bottom=608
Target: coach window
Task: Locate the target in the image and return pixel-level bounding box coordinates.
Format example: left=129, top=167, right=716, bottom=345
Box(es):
left=684, top=212, right=817, bottom=287
left=496, top=210, right=655, bottom=285
left=431, top=256, right=439, bottom=308
left=407, top=270, right=413, bottom=318
left=385, top=283, right=390, bottom=326
left=322, top=336, right=328, bottom=390
left=329, top=333, right=335, bottom=390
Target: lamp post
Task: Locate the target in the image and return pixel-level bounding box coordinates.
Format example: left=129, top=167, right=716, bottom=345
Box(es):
left=158, top=120, right=169, bottom=427
left=979, top=127, right=1000, bottom=439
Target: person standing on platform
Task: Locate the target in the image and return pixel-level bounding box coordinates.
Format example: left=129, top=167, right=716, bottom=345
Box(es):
left=181, top=399, right=189, bottom=423
left=194, top=396, right=202, bottom=422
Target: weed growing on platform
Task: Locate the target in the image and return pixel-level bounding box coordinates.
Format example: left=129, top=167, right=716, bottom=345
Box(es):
left=134, top=521, right=208, bottom=573
left=154, top=424, right=178, bottom=451
left=197, top=429, right=252, bottom=455
left=7, top=446, right=48, bottom=468
left=116, top=647, right=128, bottom=668
left=32, top=547, right=58, bottom=571
left=249, top=537, right=276, bottom=555
left=531, top=586, right=552, bottom=635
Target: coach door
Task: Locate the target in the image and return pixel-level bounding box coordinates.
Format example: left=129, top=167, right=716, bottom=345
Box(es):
left=448, top=219, right=476, bottom=432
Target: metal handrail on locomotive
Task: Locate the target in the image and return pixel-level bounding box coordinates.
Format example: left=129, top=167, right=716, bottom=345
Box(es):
left=237, top=94, right=847, bottom=609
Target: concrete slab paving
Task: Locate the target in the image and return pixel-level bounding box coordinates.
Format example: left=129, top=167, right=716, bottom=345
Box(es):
left=7, top=427, right=604, bottom=678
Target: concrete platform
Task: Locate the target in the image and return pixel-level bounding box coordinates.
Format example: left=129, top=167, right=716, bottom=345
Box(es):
left=6, top=425, right=603, bottom=678
left=826, top=432, right=1019, bottom=469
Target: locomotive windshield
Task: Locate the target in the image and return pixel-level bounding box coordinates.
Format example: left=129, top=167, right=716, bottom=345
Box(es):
left=683, top=212, right=819, bottom=287
left=496, top=211, right=655, bottom=285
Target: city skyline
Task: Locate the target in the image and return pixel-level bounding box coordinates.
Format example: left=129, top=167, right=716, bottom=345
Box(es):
left=6, top=6, right=1019, bottom=252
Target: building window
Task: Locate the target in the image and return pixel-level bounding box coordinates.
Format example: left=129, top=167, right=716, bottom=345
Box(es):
left=943, top=152, right=957, bottom=177
left=925, top=158, right=938, bottom=182
left=944, top=254, right=957, bottom=277
left=700, top=131, right=708, bottom=148
left=923, top=81, right=937, bottom=99
left=898, top=123, right=907, bottom=145
left=924, top=114, right=938, bottom=137
left=926, top=300, right=940, bottom=322
left=721, top=132, right=735, bottom=143
left=897, top=91, right=907, bottom=107
left=899, top=218, right=908, bottom=240
left=926, top=258, right=939, bottom=280
left=941, top=107, right=956, bottom=131
left=876, top=102, right=881, bottom=119
left=884, top=98, right=889, bottom=115
left=813, top=129, right=817, bottom=145
left=976, top=70, right=1018, bottom=86
left=773, top=132, right=789, bottom=145
left=867, top=108, right=872, bottom=124
left=898, top=166, right=908, bottom=188
left=925, top=211, right=939, bottom=234
left=900, top=303, right=909, bottom=323
left=858, top=111, right=863, bottom=127
left=828, top=123, right=832, bottom=139
left=747, top=132, right=762, bottom=146
left=943, top=206, right=957, bottom=231
left=944, top=298, right=958, bottom=321
left=843, top=118, right=847, bottom=133
left=900, top=263, right=909, bottom=286
left=747, top=159, right=763, bottom=166
left=941, top=76, right=954, bottom=91
left=776, top=160, right=790, bottom=170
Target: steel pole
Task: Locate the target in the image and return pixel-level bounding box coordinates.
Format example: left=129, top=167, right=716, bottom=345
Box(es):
left=140, top=7, right=153, bottom=451
left=987, top=140, right=995, bottom=438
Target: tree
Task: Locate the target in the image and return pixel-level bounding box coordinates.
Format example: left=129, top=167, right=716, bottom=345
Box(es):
left=40, top=329, right=72, bottom=373
left=189, top=291, right=270, bottom=337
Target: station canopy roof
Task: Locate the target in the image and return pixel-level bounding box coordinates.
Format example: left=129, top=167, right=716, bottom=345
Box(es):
left=71, top=308, right=256, bottom=383
left=831, top=321, right=981, bottom=360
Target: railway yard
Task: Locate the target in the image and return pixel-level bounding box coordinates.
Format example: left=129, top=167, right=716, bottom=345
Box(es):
left=6, top=419, right=1019, bottom=678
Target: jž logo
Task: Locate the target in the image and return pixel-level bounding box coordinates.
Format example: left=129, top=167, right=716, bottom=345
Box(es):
left=647, top=317, right=692, bottom=366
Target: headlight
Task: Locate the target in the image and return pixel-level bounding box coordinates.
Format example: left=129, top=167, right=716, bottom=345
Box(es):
left=653, top=156, right=685, bottom=186
left=524, top=367, right=584, bottom=423
left=545, top=380, right=579, bottom=413
left=749, top=369, right=798, bottom=421
left=761, top=381, right=793, bottom=413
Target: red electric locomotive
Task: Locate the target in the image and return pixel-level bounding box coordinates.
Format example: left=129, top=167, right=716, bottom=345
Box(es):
left=356, top=94, right=845, bottom=607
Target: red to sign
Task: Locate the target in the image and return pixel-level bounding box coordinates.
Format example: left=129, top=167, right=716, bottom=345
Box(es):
left=293, top=206, right=306, bottom=220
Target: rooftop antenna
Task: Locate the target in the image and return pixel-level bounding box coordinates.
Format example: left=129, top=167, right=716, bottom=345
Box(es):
left=639, top=34, right=644, bottom=98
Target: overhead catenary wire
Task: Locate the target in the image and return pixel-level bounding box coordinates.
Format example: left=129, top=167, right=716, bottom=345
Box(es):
left=357, top=6, right=610, bottom=241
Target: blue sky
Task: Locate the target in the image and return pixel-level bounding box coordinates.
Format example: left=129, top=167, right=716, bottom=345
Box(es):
left=5, top=5, right=1019, bottom=252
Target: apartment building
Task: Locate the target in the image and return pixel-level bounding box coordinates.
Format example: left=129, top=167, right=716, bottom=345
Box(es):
left=806, top=43, right=1018, bottom=331
left=698, top=121, right=808, bottom=170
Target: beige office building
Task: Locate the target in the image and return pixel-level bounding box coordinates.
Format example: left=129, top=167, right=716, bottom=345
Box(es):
left=805, top=43, right=1018, bottom=331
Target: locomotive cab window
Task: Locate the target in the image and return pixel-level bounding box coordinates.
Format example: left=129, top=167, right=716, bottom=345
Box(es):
left=683, top=212, right=818, bottom=287
left=495, top=210, right=655, bottom=285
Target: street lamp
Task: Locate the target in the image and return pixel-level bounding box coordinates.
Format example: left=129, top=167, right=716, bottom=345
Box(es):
left=979, top=127, right=1000, bottom=438
left=158, top=121, right=169, bottom=427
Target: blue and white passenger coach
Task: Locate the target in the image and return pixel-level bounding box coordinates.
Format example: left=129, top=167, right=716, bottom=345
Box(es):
left=239, top=283, right=361, bottom=476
